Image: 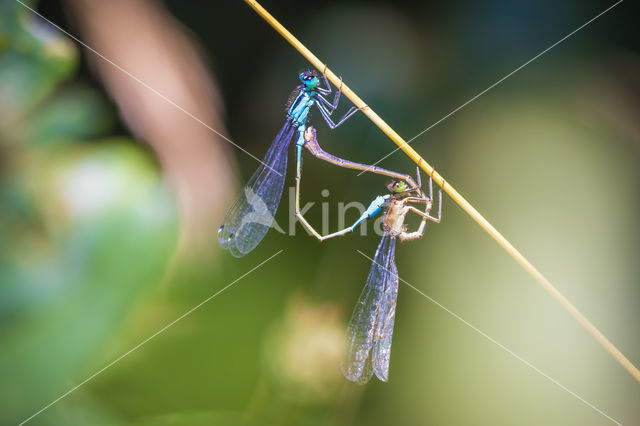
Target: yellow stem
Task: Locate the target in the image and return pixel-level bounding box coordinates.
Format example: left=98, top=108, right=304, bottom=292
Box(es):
left=244, top=0, right=640, bottom=384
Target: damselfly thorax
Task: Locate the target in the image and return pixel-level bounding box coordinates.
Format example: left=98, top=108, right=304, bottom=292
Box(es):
left=384, top=199, right=410, bottom=236
left=287, top=90, right=315, bottom=126
left=383, top=196, right=434, bottom=237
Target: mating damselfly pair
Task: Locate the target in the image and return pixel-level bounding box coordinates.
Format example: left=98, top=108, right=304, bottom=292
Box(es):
left=218, top=70, right=443, bottom=384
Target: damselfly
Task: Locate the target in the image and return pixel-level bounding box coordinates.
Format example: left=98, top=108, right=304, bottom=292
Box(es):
left=218, top=70, right=358, bottom=257
left=339, top=172, right=441, bottom=384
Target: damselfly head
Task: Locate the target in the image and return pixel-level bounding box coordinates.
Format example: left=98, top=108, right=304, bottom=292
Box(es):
left=299, top=70, right=319, bottom=89
left=387, top=180, right=407, bottom=194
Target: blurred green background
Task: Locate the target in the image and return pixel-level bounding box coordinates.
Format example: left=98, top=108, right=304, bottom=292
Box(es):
left=1, top=0, right=640, bottom=425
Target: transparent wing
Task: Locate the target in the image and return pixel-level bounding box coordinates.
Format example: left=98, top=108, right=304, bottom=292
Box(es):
left=218, top=121, right=295, bottom=257
left=342, top=235, right=397, bottom=384
left=371, top=242, right=398, bottom=382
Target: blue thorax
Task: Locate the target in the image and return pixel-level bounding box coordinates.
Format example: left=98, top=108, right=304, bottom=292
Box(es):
left=287, top=88, right=316, bottom=127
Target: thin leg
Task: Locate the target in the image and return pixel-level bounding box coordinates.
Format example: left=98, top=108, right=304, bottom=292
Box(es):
left=316, top=101, right=359, bottom=129
left=399, top=201, right=431, bottom=242
left=399, top=197, right=440, bottom=241
left=399, top=176, right=442, bottom=241
left=316, top=75, right=345, bottom=113
left=403, top=197, right=430, bottom=204
left=406, top=206, right=438, bottom=222
left=430, top=186, right=442, bottom=223
left=405, top=189, right=442, bottom=223
left=399, top=203, right=430, bottom=242
left=317, top=93, right=338, bottom=113
left=398, top=219, right=427, bottom=241
left=403, top=177, right=437, bottom=206
left=318, top=93, right=338, bottom=113
left=316, top=72, right=333, bottom=96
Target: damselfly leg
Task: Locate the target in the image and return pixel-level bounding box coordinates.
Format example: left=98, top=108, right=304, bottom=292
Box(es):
left=343, top=170, right=443, bottom=384
left=219, top=71, right=360, bottom=257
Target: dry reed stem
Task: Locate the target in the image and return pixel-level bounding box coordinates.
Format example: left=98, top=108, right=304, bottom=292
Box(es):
left=244, top=0, right=640, bottom=384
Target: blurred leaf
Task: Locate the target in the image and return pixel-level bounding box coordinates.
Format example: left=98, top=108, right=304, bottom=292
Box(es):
left=18, top=85, right=114, bottom=147
left=0, top=140, right=178, bottom=423
left=121, top=410, right=246, bottom=426
left=0, top=3, right=77, bottom=127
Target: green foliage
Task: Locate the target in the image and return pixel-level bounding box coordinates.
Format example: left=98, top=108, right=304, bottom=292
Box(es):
left=2, top=1, right=639, bottom=425
left=0, top=3, right=177, bottom=424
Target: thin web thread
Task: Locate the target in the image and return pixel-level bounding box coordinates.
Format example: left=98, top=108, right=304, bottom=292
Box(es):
left=356, top=250, right=623, bottom=425
left=14, top=0, right=281, bottom=176
left=356, top=0, right=624, bottom=175
left=18, top=250, right=283, bottom=425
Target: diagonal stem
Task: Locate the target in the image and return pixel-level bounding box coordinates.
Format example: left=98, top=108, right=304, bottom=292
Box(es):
left=243, top=0, right=640, bottom=384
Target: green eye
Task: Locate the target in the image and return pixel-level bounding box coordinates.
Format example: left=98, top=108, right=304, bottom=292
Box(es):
left=388, top=180, right=406, bottom=193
